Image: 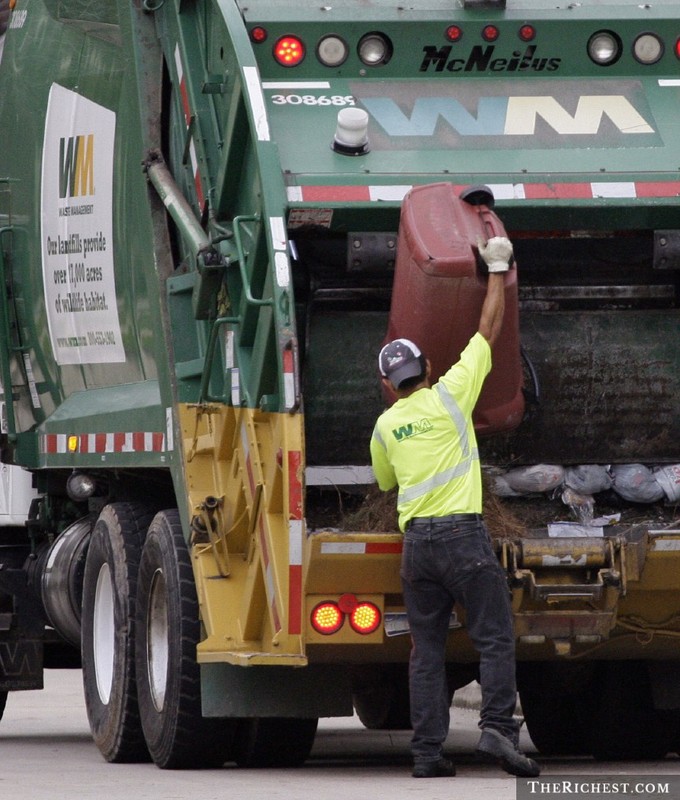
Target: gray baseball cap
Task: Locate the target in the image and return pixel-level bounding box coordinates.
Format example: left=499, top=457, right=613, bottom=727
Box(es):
left=378, top=338, right=424, bottom=389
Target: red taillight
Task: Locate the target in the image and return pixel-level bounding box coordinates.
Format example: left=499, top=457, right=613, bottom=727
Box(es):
left=274, top=35, right=305, bottom=67
left=349, top=602, right=381, bottom=635
left=676, top=38, right=680, bottom=59
left=482, top=25, right=499, bottom=42
left=250, top=26, right=268, bottom=44
left=445, top=25, right=463, bottom=43
left=311, top=602, right=343, bottom=634
left=311, top=595, right=382, bottom=635
left=518, top=24, right=536, bottom=42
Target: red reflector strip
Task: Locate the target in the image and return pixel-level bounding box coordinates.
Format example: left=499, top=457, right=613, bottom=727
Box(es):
left=365, top=542, right=403, bottom=554
left=319, top=542, right=403, bottom=554
left=42, top=432, right=166, bottom=454
left=288, top=449, right=303, bottom=635
left=259, top=516, right=282, bottom=634
left=288, top=181, right=680, bottom=203
left=174, top=44, right=205, bottom=209
left=282, top=346, right=297, bottom=411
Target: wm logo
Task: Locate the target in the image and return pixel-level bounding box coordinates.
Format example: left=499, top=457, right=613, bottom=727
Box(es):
left=392, top=418, right=433, bottom=441
left=59, top=134, right=95, bottom=198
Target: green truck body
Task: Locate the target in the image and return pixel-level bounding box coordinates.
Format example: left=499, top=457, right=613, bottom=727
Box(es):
left=0, top=0, right=679, bottom=766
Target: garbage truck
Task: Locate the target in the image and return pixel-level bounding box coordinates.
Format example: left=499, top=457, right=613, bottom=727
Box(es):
left=1, top=0, right=680, bottom=767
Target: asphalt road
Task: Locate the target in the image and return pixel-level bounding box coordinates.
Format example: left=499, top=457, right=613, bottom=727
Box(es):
left=1, top=669, right=679, bottom=800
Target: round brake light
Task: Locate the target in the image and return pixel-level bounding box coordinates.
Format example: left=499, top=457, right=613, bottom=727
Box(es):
left=349, top=602, right=381, bottom=634
left=250, top=26, right=267, bottom=44
left=482, top=25, right=499, bottom=42
left=274, top=35, right=305, bottom=67
left=519, top=24, right=536, bottom=42
left=311, top=602, right=343, bottom=634
left=445, top=25, right=463, bottom=43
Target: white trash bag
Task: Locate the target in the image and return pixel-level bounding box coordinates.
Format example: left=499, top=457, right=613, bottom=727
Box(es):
left=564, top=465, right=612, bottom=495
left=504, top=464, right=564, bottom=494
left=610, top=463, right=664, bottom=503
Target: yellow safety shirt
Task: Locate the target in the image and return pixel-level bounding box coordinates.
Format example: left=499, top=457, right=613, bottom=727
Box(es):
left=370, top=332, right=491, bottom=532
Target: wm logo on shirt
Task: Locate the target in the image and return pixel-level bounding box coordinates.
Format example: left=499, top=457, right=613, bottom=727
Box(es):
left=392, top=418, right=433, bottom=441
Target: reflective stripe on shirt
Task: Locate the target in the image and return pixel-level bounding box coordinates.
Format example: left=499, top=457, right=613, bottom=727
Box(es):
left=398, top=447, right=479, bottom=505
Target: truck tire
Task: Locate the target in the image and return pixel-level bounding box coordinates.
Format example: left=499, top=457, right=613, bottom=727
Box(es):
left=351, top=663, right=464, bottom=731
left=591, top=661, right=670, bottom=761
left=0, top=690, right=7, bottom=721
left=81, top=503, right=155, bottom=763
left=135, top=509, right=236, bottom=769
left=517, top=662, right=596, bottom=756
left=352, top=664, right=412, bottom=730
left=233, top=717, right=319, bottom=767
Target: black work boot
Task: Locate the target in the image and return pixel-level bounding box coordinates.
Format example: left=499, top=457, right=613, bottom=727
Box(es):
left=412, top=757, right=456, bottom=778
left=477, top=728, right=540, bottom=777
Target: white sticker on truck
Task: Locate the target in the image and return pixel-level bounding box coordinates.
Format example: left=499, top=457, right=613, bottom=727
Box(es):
left=41, top=84, right=124, bottom=365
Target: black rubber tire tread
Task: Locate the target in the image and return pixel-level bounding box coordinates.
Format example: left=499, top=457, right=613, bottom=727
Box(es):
left=233, top=717, right=319, bottom=768
left=135, top=509, right=236, bottom=769
left=352, top=663, right=461, bottom=731
left=517, top=662, right=596, bottom=756
left=0, top=690, right=7, bottom=721
left=352, top=664, right=412, bottom=730
left=81, top=502, right=156, bottom=763
left=591, top=661, right=670, bottom=761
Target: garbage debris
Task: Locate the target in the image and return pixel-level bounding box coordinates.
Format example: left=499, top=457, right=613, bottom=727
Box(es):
left=548, top=521, right=603, bottom=538
left=610, top=463, right=665, bottom=504
left=653, top=464, right=680, bottom=504
left=564, top=464, right=612, bottom=495
left=561, top=486, right=594, bottom=524
left=504, top=464, right=564, bottom=494
left=488, top=462, right=674, bottom=506
left=548, top=513, right=620, bottom=538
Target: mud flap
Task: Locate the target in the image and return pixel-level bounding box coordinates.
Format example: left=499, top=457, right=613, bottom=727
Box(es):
left=0, top=568, right=45, bottom=690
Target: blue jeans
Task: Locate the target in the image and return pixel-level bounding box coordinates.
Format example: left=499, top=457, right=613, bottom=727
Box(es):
left=401, top=517, right=519, bottom=764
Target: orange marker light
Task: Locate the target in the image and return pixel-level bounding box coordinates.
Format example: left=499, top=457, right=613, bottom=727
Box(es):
left=349, top=602, right=381, bottom=634
left=311, top=602, right=343, bottom=634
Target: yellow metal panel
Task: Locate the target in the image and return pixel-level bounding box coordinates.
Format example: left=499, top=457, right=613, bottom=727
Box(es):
left=179, top=402, right=307, bottom=663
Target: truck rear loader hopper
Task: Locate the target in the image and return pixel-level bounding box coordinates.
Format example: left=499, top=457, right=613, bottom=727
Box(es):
left=0, top=0, right=679, bottom=768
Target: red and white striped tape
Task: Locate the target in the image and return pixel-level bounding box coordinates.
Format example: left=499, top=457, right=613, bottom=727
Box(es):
left=287, top=181, right=680, bottom=204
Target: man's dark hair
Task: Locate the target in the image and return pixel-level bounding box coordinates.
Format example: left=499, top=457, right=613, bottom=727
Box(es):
left=395, top=356, right=426, bottom=390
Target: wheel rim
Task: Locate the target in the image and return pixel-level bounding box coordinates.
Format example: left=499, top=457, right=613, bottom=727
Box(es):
left=147, top=567, right=169, bottom=712
left=92, top=563, right=115, bottom=705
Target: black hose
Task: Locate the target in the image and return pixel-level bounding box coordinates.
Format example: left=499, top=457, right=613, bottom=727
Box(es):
left=521, top=344, right=540, bottom=406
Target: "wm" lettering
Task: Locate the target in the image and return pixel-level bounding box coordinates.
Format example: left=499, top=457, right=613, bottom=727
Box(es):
left=392, top=418, right=433, bottom=441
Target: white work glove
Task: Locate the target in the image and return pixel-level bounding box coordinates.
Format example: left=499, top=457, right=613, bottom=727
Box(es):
left=477, top=235, right=513, bottom=273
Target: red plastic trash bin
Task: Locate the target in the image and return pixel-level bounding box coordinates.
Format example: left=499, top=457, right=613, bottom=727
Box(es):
left=384, top=182, right=524, bottom=435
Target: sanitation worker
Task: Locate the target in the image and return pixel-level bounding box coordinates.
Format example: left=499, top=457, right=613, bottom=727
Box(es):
left=370, top=235, right=540, bottom=779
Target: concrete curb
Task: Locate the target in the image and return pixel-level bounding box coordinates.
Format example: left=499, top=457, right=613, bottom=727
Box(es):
left=453, top=682, right=483, bottom=711
left=453, top=681, right=522, bottom=715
